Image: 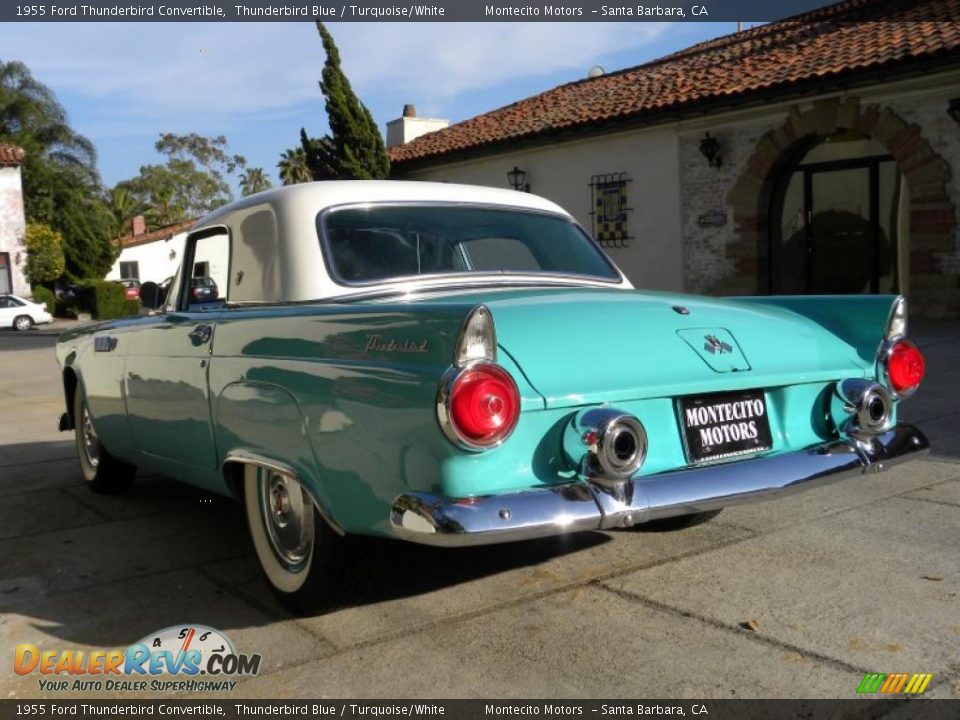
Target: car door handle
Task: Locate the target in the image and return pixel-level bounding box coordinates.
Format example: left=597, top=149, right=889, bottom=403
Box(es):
left=188, top=324, right=213, bottom=345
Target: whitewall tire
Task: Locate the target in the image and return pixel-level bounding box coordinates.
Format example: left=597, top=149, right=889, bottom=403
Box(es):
left=242, top=464, right=372, bottom=614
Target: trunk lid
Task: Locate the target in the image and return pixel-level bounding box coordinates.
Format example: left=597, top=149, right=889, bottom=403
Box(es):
left=473, top=288, right=869, bottom=408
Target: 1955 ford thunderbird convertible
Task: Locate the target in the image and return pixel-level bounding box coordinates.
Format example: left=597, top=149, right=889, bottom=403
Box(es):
left=56, top=181, right=929, bottom=612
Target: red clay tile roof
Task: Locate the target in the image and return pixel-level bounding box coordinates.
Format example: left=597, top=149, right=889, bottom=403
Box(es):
left=0, top=144, right=25, bottom=166
left=116, top=219, right=195, bottom=248
left=390, top=0, right=960, bottom=166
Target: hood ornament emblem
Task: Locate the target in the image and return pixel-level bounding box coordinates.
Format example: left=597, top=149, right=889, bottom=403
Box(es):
left=704, top=334, right=733, bottom=355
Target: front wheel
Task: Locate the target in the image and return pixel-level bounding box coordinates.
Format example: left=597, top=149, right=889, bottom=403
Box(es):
left=243, top=465, right=372, bottom=615
left=13, top=315, right=33, bottom=331
left=73, top=388, right=136, bottom=493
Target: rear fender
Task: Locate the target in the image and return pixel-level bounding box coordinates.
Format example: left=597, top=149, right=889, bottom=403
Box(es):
left=734, top=295, right=900, bottom=366
left=215, top=381, right=342, bottom=532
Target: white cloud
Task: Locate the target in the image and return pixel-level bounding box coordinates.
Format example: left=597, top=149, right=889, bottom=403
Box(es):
left=3, top=21, right=669, bottom=129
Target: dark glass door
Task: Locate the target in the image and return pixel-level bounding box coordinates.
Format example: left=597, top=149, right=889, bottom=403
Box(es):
left=0, top=253, right=11, bottom=294
left=773, top=156, right=898, bottom=294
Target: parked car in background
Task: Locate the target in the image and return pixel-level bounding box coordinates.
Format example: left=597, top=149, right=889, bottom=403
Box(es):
left=119, top=279, right=140, bottom=300
left=54, top=182, right=929, bottom=614
left=190, top=276, right=218, bottom=302
left=0, top=294, right=53, bottom=331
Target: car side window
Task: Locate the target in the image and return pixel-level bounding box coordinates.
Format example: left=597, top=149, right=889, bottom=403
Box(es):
left=0, top=297, right=24, bottom=308
left=184, top=231, right=230, bottom=312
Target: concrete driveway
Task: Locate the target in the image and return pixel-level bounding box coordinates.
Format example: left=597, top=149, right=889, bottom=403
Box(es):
left=0, top=323, right=957, bottom=699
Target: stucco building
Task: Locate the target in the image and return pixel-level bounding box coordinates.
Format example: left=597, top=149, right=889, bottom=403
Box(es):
left=108, top=218, right=193, bottom=285
left=389, top=0, right=960, bottom=318
left=0, top=143, right=28, bottom=297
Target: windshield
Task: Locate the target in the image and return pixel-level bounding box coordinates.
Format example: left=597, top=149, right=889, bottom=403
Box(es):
left=320, top=204, right=620, bottom=285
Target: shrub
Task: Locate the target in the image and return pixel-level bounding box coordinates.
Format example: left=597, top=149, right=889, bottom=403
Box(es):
left=24, top=222, right=66, bottom=285
left=31, top=285, right=56, bottom=312
left=72, top=280, right=139, bottom=320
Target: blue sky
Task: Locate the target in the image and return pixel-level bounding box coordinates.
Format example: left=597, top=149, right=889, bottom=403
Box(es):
left=3, top=22, right=741, bottom=189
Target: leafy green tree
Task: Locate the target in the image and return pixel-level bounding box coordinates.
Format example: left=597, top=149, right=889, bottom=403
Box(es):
left=300, top=22, right=389, bottom=181
left=278, top=147, right=311, bottom=185
left=115, top=133, right=247, bottom=227
left=23, top=221, right=65, bottom=284
left=239, top=167, right=272, bottom=196
left=0, top=61, right=116, bottom=280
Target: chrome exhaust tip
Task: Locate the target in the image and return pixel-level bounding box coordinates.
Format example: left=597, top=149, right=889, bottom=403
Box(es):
left=832, top=379, right=893, bottom=438
left=563, top=408, right=647, bottom=482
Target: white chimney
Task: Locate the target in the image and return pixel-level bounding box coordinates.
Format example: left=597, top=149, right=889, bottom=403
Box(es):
left=386, top=104, right=449, bottom=149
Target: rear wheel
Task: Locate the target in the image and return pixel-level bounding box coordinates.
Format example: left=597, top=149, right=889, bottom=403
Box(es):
left=73, top=388, right=135, bottom=493
left=637, top=509, right=722, bottom=532
left=13, top=315, right=33, bottom=331
left=243, top=465, right=372, bottom=615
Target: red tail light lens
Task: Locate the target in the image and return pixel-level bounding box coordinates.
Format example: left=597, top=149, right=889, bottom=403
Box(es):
left=887, top=339, right=925, bottom=394
left=448, top=364, right=520, bottom=448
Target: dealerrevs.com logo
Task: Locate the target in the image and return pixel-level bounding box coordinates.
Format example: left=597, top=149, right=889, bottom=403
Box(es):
left=14, top=624, right=261, bottom=693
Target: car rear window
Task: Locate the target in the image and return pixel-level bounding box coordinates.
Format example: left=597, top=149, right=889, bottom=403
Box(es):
left=320, top=204, right=620, bottom=285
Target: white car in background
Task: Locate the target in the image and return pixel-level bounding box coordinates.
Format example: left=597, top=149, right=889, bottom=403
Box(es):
left=0, top=294, right=53, bottom=331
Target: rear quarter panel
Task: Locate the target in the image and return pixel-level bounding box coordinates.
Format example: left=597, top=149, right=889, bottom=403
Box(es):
left=209, top=303, right=552, bottom=535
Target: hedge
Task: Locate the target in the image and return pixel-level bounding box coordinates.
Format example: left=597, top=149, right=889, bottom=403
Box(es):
left=72, top=280, right=140, bottom=320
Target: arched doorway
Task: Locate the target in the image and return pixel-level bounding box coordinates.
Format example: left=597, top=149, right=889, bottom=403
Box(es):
left=770, top=133, right=905, bottom=294
left=724, top=98, right=955, bottom=314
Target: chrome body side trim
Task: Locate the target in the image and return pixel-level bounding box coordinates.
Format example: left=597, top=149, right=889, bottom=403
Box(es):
left=389, top=424, right=929, bottom=547
left=223, top=450, right=346, bottom=536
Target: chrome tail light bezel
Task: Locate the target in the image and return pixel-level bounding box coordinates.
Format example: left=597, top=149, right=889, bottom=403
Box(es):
left=878, top=337, right=924, bottom=399
left=436, top=362, right=521, bottom=452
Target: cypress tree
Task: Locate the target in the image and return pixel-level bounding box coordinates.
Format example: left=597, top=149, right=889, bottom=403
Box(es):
left=300, top=22, right=390, bottom=181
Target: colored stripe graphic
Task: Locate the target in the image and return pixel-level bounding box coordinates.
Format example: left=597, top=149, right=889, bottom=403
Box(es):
left=857, top=673, right=885, bottom=693
left=858, top=672, right=932, bottom=694
left=904, top=674, right=933, bottom=694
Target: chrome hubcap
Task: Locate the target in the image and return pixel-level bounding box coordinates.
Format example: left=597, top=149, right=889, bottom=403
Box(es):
left=15, top=317, right=29, bottom=330
left=260, top=471, right=313, bottom=570
left=80, top=404, right=100, bottom=468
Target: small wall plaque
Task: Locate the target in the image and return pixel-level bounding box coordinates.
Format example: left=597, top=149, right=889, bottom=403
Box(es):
left=698, top=210, right=728, bottom=228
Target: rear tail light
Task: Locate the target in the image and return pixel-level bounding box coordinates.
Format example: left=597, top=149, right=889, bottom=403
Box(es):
left=886, top=339, right=925, bottom=395
left=439, top=304, right=521, bottom=451
left=442, top=363, right=520, bottom=450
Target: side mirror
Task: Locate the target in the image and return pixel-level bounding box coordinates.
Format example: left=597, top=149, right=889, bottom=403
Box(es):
left=140, top=281, right=163, bottom=310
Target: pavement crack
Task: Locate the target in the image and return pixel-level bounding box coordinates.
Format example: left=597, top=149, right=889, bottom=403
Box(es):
left=595, top=582, right=869, bottom=676
left=897, top=495, right=960, bottom=509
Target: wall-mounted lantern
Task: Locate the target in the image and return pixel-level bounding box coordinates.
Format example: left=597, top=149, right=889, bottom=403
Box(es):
left=699, top=132, right=722, bottom=168
left=507, top=166, right=530, bottom=192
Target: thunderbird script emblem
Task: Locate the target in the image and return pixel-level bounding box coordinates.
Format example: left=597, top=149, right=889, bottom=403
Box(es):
left=703, top=334, right=733, bottom=355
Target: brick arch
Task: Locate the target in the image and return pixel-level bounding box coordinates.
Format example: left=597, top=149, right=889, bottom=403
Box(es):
left=724, top=98, right=955, bottom=313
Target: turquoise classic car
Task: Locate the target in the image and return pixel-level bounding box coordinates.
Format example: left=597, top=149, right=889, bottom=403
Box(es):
left=56, top=181, right=929, bottom=613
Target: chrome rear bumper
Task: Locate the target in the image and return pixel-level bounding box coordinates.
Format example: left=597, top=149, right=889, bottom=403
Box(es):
left=390, top=424, right=929, bottom=547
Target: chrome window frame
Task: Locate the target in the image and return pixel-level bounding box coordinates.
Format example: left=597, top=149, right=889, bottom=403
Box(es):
left=316, top=201, right=625, bottom=290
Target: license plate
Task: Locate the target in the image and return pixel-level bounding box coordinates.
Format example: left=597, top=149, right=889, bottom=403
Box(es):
left=680, top=389, right=773, bottom=464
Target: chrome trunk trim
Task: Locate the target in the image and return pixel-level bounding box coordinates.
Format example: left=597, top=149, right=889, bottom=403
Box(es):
left=390, top=424, right=929, bottom=547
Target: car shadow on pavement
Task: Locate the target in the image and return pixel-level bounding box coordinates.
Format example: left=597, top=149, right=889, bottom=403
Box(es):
left=0, top=443, right=610, bottom=647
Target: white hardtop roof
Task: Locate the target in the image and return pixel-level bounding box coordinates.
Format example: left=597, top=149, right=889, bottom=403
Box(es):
left=196, top=180, right=571, bottom=229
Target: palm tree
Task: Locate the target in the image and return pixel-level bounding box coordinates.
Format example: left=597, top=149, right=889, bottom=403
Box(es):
left=277, top=148, right=311, bottom=185
left=0, top=60, right=97, bottom=172
left=0, top=60, right=117, bottom=280
left=106, top=187, right=151, bottom=239
left=239, top=167, right=272, bottom=196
